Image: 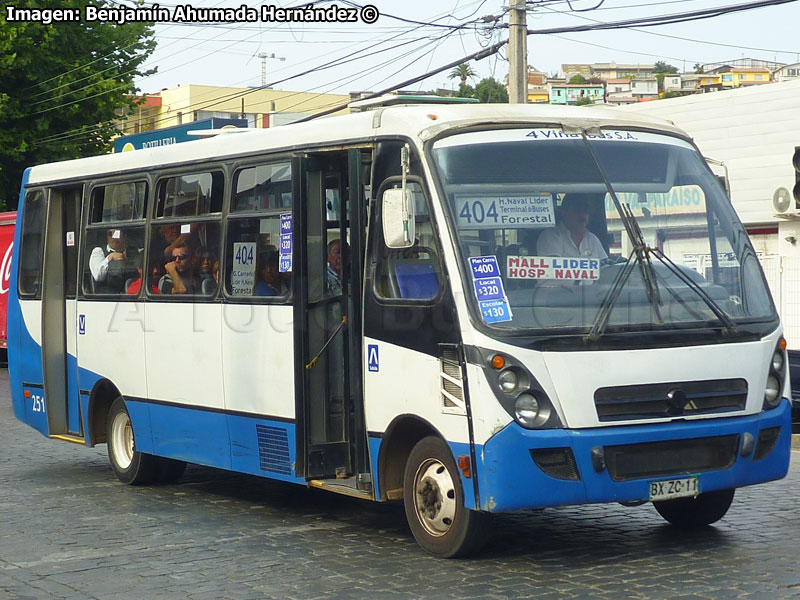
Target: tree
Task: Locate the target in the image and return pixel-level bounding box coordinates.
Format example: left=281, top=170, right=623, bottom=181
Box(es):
left=568, top=74, right=587, bottom=84
left=0, top=1, right=156, bottom=208
left=448, top=63, right=477, bottom=87
left=575, top=96, right=594, bottom=106
left=455, top=84, right=476, bottom=99
left=694, top=63, right=705, bottom=74
left=653, top=61, right=679, bottom=74
left=474, top=78, right=508, bottom=103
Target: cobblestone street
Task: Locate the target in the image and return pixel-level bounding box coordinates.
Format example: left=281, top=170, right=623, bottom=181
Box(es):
left=1, top=369, right=799, bottom=600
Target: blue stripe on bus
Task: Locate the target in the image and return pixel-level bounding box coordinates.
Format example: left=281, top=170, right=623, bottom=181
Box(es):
left=479, top=400, right=792, bottom=513
left=8, top=168, right=33, bottom=428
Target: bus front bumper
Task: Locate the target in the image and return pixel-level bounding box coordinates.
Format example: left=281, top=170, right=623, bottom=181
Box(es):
left=479, top=399, right=791, bottom=513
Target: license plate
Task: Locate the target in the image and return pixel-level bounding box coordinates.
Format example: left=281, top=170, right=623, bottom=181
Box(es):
left=648, top=477, right=699, bottom=501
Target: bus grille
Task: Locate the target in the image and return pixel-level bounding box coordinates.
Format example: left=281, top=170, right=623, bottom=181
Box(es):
left=594, top=378, right=747, bottom=421
left=256, top=424, right=292, bottom=475
left=604, top=434, right=740, bottom=481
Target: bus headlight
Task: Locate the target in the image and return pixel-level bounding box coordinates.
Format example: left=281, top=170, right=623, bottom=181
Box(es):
left=763, top=338, right=787, bottom=411
left=764, top=375, right=781, bottom=408
left=515, top=394, right=539, bottom=426
left=498, top=369, right=519, bottom=394
left=771, top=351, right=784, bottom=373
left=514, top=393, right=552, bottom=429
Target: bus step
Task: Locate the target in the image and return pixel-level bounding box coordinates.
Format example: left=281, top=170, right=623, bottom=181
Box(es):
left=309, top=479, right=373, bottom=500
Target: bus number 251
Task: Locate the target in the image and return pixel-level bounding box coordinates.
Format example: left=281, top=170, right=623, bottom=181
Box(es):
left=31, top=394, right=46, bottom=413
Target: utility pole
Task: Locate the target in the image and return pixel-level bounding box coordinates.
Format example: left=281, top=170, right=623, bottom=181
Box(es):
left=507, top=0, right=528, bottom=104
left=258, top=52, right=286, bottom=88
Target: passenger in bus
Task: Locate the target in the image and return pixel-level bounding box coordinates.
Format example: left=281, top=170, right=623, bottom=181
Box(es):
left=196, top=247, right=218, bottom=295
left=254, top=250, right=287, bottom=296
left=89, top=228, right=130, bottom=293
left=152, top=223, right=193, bottom=262
left=161, top=244, right=198, bottom=294
left=325, top=238, right=349, bottom=294
left=126, top=253, right=160, bottom=295
left=537, top=194, right=607, bottom=260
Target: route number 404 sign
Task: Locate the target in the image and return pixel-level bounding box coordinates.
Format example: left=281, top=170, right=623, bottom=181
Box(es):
left=455, top=195, right=555, bottom=230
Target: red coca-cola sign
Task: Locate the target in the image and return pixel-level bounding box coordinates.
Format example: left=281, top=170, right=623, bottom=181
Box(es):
left=0, top=212, right=17, bottom=348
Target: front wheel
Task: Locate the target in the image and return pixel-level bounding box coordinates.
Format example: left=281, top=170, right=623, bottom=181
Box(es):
left=653, top=488, right=735, bottom=527
left=107, top=397, right=157, bottom=485
left=403, top=436, right=490, bottom=558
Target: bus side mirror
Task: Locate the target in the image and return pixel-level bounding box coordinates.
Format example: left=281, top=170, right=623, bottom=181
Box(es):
left=382, top=188, right=415, bottom=249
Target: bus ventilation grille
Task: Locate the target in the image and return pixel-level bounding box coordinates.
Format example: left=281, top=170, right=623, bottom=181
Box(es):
left=256, top=424, right=292, bottom=475
left=440, top=349, right=466, bottom=415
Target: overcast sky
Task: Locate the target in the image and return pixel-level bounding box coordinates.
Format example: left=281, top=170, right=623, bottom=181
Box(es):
left=133, top=0, right=800, bottom=96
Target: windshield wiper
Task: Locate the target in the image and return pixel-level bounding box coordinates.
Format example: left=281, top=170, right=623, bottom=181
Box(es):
left=582, top=135, right=663, bottom=341
left=648, top=248, right=738, bottom=335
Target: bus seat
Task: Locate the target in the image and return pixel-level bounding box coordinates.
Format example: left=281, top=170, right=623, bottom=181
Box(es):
left=201, top=277, right=217, bottom=296
left=124, top=278, right=135, bottom=293
left=392, top=260, right=439, bottom=300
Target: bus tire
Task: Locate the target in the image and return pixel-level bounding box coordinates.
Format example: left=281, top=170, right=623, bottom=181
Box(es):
left=403, top=436, right=490, bottom=558
left=653, top=488, right=735, bottom=527
left=154, top=457, right=187, bottom=484
left=107, top=397, right=156, bottom=485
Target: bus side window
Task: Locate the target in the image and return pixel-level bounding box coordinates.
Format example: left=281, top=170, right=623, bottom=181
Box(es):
left=374, top=182, right=441, bottom=301
left=83, top=182, right=148, bottom=297
left=18, top=190, right=47, bottom=297
left=149, top=222, right=221, bottom=298
left=83, top=226, right=145, bottom=296
left=224, top=216, right=290, bottom=298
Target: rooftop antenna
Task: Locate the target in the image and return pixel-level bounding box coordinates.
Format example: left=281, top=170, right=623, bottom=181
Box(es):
left=258, top=53, right=286, bottom=88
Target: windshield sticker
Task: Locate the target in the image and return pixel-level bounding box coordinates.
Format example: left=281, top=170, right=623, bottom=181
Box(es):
left=468, top=255, right=501, bottom=279
left=468, top=255, right=512, bottom=324
left=279, top=213, right=293, bottom=273
left=455, top=194, right=555, bottom=230
left=433, top=129, right=694, bottom=150
left=525, top=129, right=639, bottom=142
left=480, top=299, right=512, bottom=324
left=507, top=256, right=600, bottom=281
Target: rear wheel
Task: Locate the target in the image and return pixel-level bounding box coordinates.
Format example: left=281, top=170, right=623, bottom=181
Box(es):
left=653, top=488, right=735, bottom=527
left=107, top=397, right=157, bottom=485
left=403, top=436, right=490, bottom=558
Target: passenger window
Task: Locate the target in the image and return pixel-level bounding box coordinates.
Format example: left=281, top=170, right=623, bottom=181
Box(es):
left=232, top=162, right=292, bottom=212
left=225, top=215, right=291, bottom=298
left=155, top=172, right=223, bottom=217
left=90, top=182, right=146, bottom=223
left=82, top=226, right=146, bottom=296
left=374, top=182, right=441, bottom=301
left=148, top=222, right=221, bottom=297
left=18, top=190, right=46, bottom=297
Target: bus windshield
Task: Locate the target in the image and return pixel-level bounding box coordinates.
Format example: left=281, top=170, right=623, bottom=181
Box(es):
left=431, top=128, right=776, bottom=335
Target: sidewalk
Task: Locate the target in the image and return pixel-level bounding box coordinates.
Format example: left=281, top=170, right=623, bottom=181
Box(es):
left=793, top=434, right=800, bottom=450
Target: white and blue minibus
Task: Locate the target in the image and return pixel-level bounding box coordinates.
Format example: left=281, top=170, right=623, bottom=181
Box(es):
left=9, top=100, right=792, bottom=557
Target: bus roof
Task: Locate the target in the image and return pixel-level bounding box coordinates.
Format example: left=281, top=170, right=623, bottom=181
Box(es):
left=26, top=104, right=688, bottom=187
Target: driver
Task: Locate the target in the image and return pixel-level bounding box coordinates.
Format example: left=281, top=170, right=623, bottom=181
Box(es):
left=537, top=194, right=607, bottom=260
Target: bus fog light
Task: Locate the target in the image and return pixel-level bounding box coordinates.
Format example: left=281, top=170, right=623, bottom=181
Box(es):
left=515, top=394, right=540, bottom=428
left=498, top=369, right=518, bottom=394
left=772, top=351, right=784, bottom=373
left=764, top=375, right=781, bottom=406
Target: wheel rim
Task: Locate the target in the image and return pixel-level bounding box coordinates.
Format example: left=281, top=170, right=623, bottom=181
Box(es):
left=110, top=409, right=134, bottom=470
left=413, top=458, right=457, bottom=537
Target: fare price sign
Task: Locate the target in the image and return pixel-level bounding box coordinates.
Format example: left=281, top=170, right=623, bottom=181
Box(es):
left=455, top=194, right=555, bottom=230
left=468, top=256, right=512, bottom=324
left=279, top=213, right=293, bottom=273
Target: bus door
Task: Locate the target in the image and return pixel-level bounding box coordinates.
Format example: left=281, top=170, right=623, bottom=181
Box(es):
left=41, top=186, right=82, bottom=437
left=293, top=150, right=369, bottom=487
